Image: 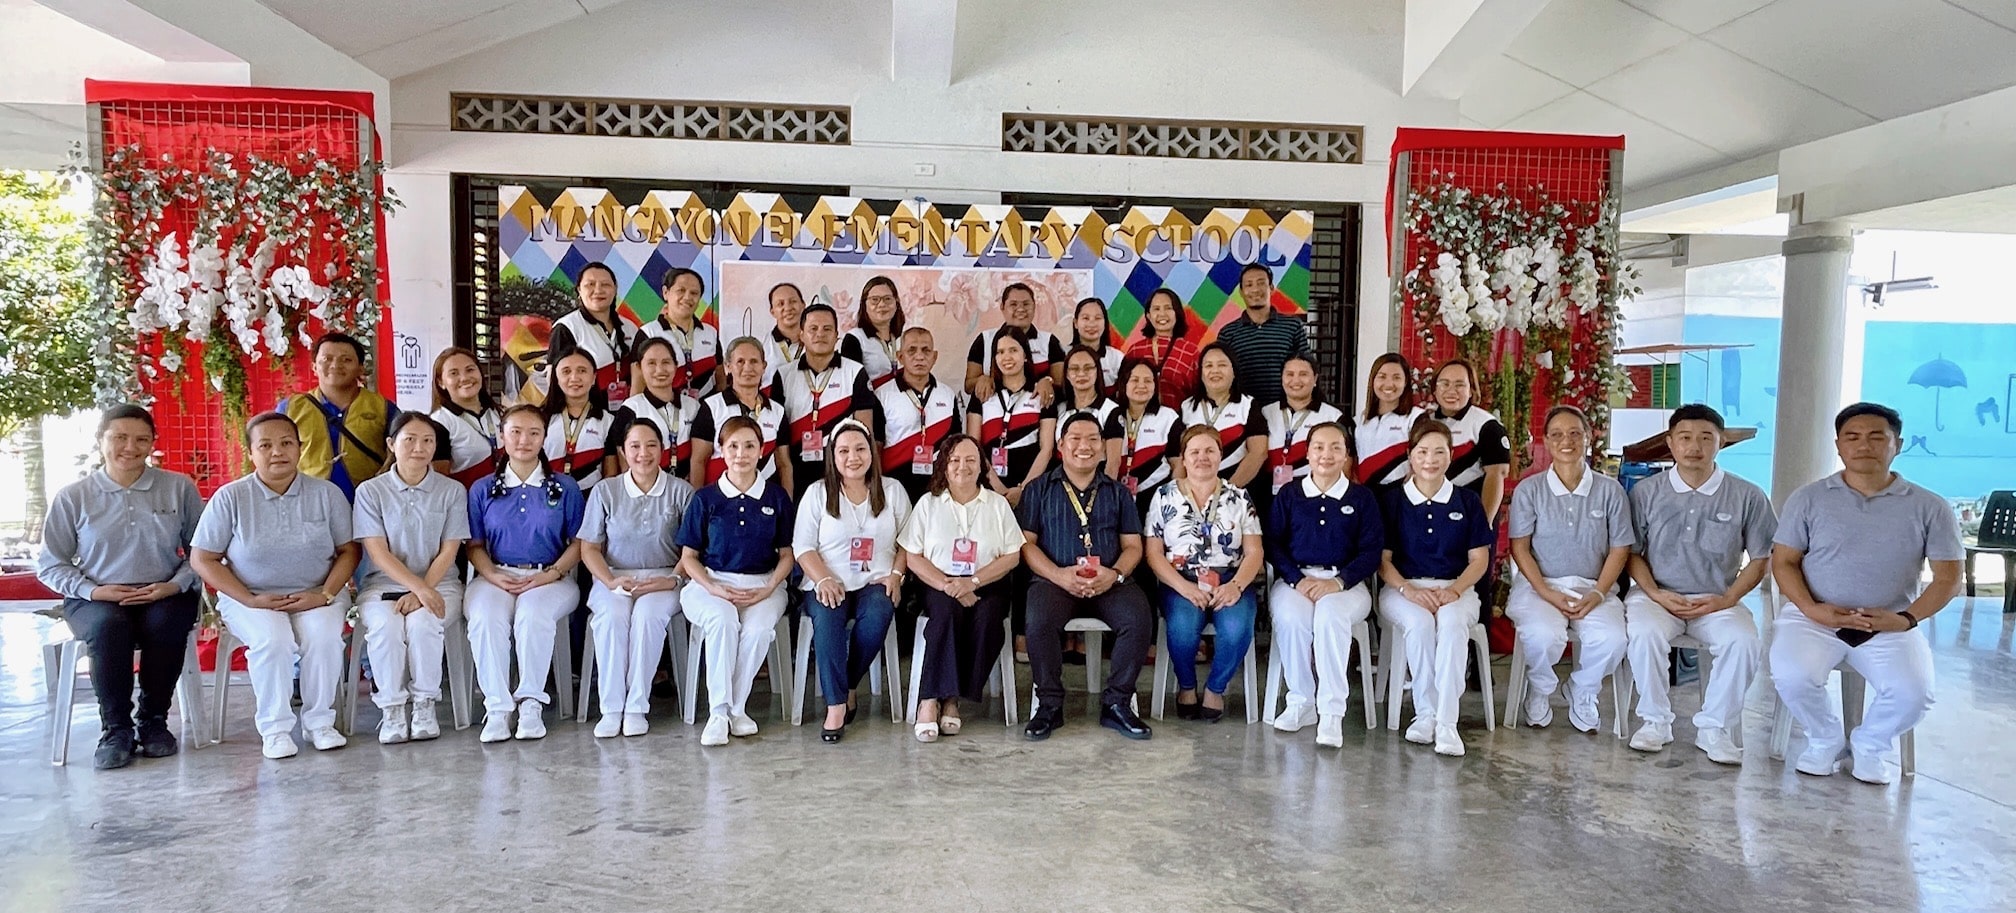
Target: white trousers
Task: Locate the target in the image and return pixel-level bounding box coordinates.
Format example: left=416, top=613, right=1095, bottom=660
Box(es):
left=358, top=582, right=465, bottom=708
left=1503, top=575, right=1627, bottom=700
left=1376, top=578, right=1480, bottom=726
left=1270, top=578, right=1371, bottom=716
left=216, top=592, right=351, bottom=737
left=464, top=568, right=580, bottom=714
left=680, top=571, right=789, bottom=718
left=1623, top=589, right=1759, bottom=729
left=586, top=568, right=683, bottom=716
left=1769, top=609, right=1934, bottom=757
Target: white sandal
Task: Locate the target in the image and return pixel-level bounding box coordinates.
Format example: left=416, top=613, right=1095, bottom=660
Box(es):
left=939, top=716, right=963, bottom=736
left=913, top=722, right=940, bottom=743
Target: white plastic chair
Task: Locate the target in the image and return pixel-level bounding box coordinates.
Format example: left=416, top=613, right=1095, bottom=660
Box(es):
left=1608, top=633, right=1738, bottom=745
left=1769, top=661, right=1917, bottom=777
left=1030, top=617, right=1130, bottom=715
left=44, top=621, right=211, bottom=766
left=1258, top=620, right=1377, bottom=729
left=906, top=615, right=1019, bottom=727
left=1502, top=628, right=1632, bottom=737
left=211, top=619, right=371, bottom=742
left=577, top=614, right=691, bottom=726
left=1152, top=617, right=1259, bottom=723
left=1378, top=619, right=1496, bottom=731
left=679, top=615, right=794, bottom=725
left=790, top=615, right=902, bottom=725
left=342, top=614, right=488, bottom=734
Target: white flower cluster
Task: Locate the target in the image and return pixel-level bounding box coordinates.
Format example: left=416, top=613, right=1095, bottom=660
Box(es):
left=131, top=231, right=330, bottom=370
left=1431, top=240, right=1602, bottom=338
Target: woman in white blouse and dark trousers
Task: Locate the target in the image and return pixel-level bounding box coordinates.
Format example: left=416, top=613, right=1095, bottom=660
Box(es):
left=793, top=420, right=911, bottom=742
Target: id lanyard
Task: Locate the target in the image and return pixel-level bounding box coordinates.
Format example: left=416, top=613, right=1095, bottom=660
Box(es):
left=660, top=318, right=693, bottom=380
left=561, top=410, right=586, bottom=470
left=652, top=396, right=680, bottom=446
left=1279, top=407, right=1313, bottom=465
left=777, top=333, right=802, bottom=363
left=1150, top=337, right=1173, bottom=376
left=1063, top=481, right=1100, bottom=559
left=996, top=387, right=1029, bottom=454
left=457, top=408, right=498, bottom=451
left=1122, top=409, right=1146, bottom=473
left=805, top=364, right=837, bottom=428
left=1200, top=396, right=1229, bottom=428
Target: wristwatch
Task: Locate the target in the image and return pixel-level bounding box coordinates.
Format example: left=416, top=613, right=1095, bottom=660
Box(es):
left=1116, top=572, right=1129, bottom=585
left=1898, top=611, right=1920, bottom=630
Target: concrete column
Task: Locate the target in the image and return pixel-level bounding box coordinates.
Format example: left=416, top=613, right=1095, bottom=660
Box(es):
left=1770, top=223, right=1854, bottom=508
left=1355, top=200, right=1393, bottom=409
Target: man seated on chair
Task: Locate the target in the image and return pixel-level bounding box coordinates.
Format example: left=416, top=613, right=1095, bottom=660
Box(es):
left=1017, top=412, right=1153, bottom=741
left=1622, top=404, right=1775, bottom=763
left=1770, top=402, right=1962, bottom=785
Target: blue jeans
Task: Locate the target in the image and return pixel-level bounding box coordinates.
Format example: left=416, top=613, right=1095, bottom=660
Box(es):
left=809, top=585, right=896, bottom=706
left=1161, top=585, right=1258, bottom=695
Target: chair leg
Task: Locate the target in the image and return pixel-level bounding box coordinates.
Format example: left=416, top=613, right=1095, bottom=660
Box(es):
left=667, top=619, right=691, bottom=711
left=1261, top=641, right=1282, bottom=726
left=48, top=640, right=78, bottom=767
left=1502, top=639, right=1527, bottom=729
left=550, top=620, right=575, bottom=721
left=1471, top=624, right=1495, bottom=731
left=1150, top=619, right=1170, bottom=721
left=340, top=627, right=364, bottom=736
left=1354, top=622, right=1377, bottom=731
left=1901, top=730, right=1917, bottom=776
left=905, top=615, right=927, bottom=724
left=178, top=631, right=213, bottom=748
left=1769, top=701, right=1794, bottom=761
left=1084, top=631, right=1105, bottom=715
left=576, top=624, right=597, bottom=726
left=771, top=617, right=794, bottom=722
left=1383, top=620, right=1406, bottom=731
left=445, top=623, right=474, bottom=731
left=883, top=626, right=903, bottom=723
left=792, top=620, right=813, bottom=727
left=1611, top=659, right=1631, bottom=740
left=212, top=629, right=235, bottom=744
left=682, top=620, right=703, bottom=726
left=999, top=618, right=1018, bottom=726
left=1242, top=636, right=1260, bottom=725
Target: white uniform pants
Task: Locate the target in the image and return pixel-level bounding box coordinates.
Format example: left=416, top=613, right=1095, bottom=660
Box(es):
left=1376, top=578, right=1480, bottom=726
left=1769, top=609, right=1933, bottom=757
left=1270, top=578, right=1372, bottom=716
left=1623, top=589, right=1758, bottom=729
left=216, top=592, right=351, bottom=737
left=465, top=567, right=580, bottom=715
left=1503, top=575, right=1627, bottom=700
left=680, top=571, right=789, bottom=718
left=586, top=568, right=683, bottom=716
left=358, top=582, right=465, bottom=708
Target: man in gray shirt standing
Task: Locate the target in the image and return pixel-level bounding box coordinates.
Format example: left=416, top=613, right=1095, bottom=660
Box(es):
left=1623, top=404, right=1776, bottom=762
left=1771, top=402, right=1962, bottom=785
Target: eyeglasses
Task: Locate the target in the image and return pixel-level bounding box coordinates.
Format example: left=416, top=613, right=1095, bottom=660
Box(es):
left=1546, top=431, right=1587, bottom=443
left=864, top=294, right=897, bottom=305
left=1433, top=380, right=1468, bottom=390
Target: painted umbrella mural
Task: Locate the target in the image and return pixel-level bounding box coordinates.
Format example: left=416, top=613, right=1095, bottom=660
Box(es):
left=1908, top=356, right=1967, bottom=431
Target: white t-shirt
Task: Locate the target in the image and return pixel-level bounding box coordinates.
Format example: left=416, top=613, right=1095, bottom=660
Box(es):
left=793, top=478, right=912, bottom=592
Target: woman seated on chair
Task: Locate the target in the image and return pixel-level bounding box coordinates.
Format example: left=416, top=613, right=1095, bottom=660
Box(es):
left=580, top=417, right=697, bottom=739
left=897, top=434, right=1023, bottom=742
left=676, top=415, right=797, bottom=746
left=1376, top=418, right=1495, bottom=759
left=793, top=419, right=911, bottom=743
left=37, top=404, right=205, bottom=770
left=353, top=413, right=470, bottom=746
left=1264, top=422, right=1383, bottom=746
left=465, top=404, right=587, bottom=744
left=1144, top=425, right=1264, bottom=724
left=190, top=412, right=360, bottom=761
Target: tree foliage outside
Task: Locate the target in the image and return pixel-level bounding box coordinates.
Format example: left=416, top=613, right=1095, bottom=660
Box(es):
left=0, top=170, right=93, bottom=438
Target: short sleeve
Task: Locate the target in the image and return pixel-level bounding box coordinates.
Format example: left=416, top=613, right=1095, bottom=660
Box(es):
left=886, top=481, right=913, bottom=534
left=1016, top=478, right=1043, bottom=533
left=192, top=489, right=235, bottom=554
left=770, top=488, right=796, bottom=551
left=430, top=417, right=453, bottom=463
left=1474, top=419, right=1512, bottom=468
left=896, top=498, right=928, bottom=554
left=1508, top=480, right=1538, bottom=538
left=1605, top=486, right=1634, bottom=549
left=578, top=487, right=611, bottom=544
left=1628, top=484, right=1654, bottom=556
left=966, top=335, right=987, bottom=368
left=325, top=487, right=355, bottom=545
left=1045, top=336, right=1067, bottom=368
left=1772, top=487, right=1813, bottom=552
left=1116, top=486, right=1142, bottom=537
left=839, top=333, right=864, bottom=365
left=674, top=494, right=708, bottom=552
left=442, top=489, right=472, bottom=543
left=986, top=496, right=1025, bottom=553
left=1142, top=486, right=1172, bottom=538
left=689, top=402, right=717, bottom=446
left=1741, top=487, right=1777, bottom=558
left=1465, top=492, right=1496, bottom=551
left=791, top=482, right=826, bottom=555
left=967, top=395, right=984, bottom=418
left=352, top=484, right=389, bottom=542
left=1101, top=410, right=1124, bottom=438
left=848, top=370, right=872, bottom=411
left=1236, top=491, right=1263, bottom=536
left=559, top=481, right=587, bottom=541
left=1924, top=496, right=1964, bottom=562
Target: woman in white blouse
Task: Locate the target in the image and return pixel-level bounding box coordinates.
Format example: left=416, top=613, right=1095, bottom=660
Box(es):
left=897, top=434, right=1024, bottom=743
left=1143, top=425, right=1263, bottom=723
left=794, top=420, right=912, bottom=743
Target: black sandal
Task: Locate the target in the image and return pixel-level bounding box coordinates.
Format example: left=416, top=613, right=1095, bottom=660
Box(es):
left=822, top=725, right=844, bottom=744
left=1175, top=698, right=1202, bottom=720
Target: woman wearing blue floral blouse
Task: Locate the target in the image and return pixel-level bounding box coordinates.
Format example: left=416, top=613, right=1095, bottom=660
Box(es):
left=1143, top=425, right=1264, bottom=722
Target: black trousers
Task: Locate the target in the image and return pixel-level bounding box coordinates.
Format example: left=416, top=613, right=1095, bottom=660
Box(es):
left=916, top=582, right=1010, bottom=704
left=62, top=591, right=201, bottom=731
left=1025, top=577, right=1152, bottom=710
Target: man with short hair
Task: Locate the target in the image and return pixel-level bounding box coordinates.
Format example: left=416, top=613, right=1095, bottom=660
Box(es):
left=1770, top=402, right=1962, bottom=785
left=776, top=304, right=874, bottom=498
left=1017, top=413, right=1153, bottom=741
left=1622, top=404, right=1775, bottom=762
left=282, top=332, right=396, bottom=501
left=876, top=327, right=963, bottom=502
left=1211, top=263, right=1312, bottom=407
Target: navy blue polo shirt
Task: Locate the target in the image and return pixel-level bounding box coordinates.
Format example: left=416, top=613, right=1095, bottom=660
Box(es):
left=1265, top=475, right=1384, bottom=589
left=675, top=476, right=796, bottom=574
left=467, top=467, right=585, bottom=567
left=1380, top=478, right=1494, bottom=581
left=1016, top=466, right=1140, bottom=569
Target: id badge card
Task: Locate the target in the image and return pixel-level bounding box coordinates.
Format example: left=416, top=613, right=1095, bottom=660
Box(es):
left=802, top=429, right=825, bottom=460
left=1123, top=475, right=1138, bottom=495
left=949, top=537, right=978, bottom=576
left=848, top=536, right=874, bottom=573
left=606, top=379, right=631, bottom=403
left=1197, top=568, right=1221, bottom=590
left=991, top=446, right=1010, bottom=476
left=911, top=443, right=932, bottom=475
left=1272, top=462, right=1294, bottom=492
left=1076, top=555, right=1102, bottom=578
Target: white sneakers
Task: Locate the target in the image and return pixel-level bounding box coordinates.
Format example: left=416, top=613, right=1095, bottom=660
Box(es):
left=261, top=734, right=298, bottom=759
left=1273, top=702, right=1317, bottom=733
left=622, top=713, right=649, bottom=737
left=1795, top=740, right=1847, bottom=777
left=701, top=715, right=730, bottom=746
left=1404, top=716, right=1436, bottom=745
left=1851, top=749, right=1893, bottom=785
left=1433, top=724, right=1465, bottom=757
left=308, top=727, right=347, bottom=751
left=410, top=700, right=441, bottom=741
left=379, top=705, right=410, bottom=745
left=515, top=699, right=546, bottom=740
left=1566, top=686, right=1601, bottom=734
left=1315, top=715, right=1344, bottom=748
left=1695, top=727, right=1742, bottom=765
left=480, top=711, right=514, bottom=743
left=1523, top=690, right=1554, bottom=728
left=1629, top=722, right=1674, bottom=753
left=593, top=714, right=623, bottom=738
left=729, top=713, right=760, bottom=737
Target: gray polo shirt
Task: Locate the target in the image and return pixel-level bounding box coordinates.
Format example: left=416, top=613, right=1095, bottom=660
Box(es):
left=1508, top=465, right=1635, bottom=580
left=579, top=471, right=696, bottom=571
left=1774, top=472, right=1963, bottom=612
left=36, top=467, right=205, bottom=601
left=193, top=473, right=354, bottom=594
left=1629, top=467, right=1776, bottom=595
left=353, top=469, right=472, bottom=592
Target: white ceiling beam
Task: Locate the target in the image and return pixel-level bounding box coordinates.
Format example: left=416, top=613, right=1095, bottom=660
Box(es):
left=891, top=0, right=956, bottom=86
left=1403, top=0, right=1553, bottom=98
left=35, top=0, right=239, bottom=63
left=1778, top=81, right=2016, bottom=231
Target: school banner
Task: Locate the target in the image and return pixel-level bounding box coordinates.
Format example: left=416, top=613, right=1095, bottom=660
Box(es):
left=493, top=187, right=1314, bottom=393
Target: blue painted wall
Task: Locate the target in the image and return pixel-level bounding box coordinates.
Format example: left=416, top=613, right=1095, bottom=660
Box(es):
left=1679, top=315, right=2016, bottom=499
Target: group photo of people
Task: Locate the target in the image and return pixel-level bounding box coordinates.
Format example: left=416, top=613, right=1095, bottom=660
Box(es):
left=39, top=261, right=1961, bottom=786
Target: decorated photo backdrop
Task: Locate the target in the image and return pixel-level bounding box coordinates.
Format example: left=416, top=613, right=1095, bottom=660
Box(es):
left=494, top=187, right=1313, bottom=397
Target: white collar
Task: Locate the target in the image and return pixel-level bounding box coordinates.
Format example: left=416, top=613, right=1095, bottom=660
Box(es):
left=1667, top=467, right=1726, bottom=496
left=1404, top=478, right=1454, bottom=505
left=1301, top=474, right=1351, bottom=499
left=1546, top=465, right=1594, bottom=497
left=502, top=464, right=547, bottom=488
left=717, top=475, right=767, bottom=499
left=624, top=471, right=668, bottom=498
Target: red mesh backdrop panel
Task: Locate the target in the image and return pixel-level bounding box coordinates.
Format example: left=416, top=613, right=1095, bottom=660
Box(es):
left=86, top=81, right=389, bottom=496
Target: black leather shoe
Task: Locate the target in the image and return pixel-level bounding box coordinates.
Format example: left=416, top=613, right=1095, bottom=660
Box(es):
left=1022, top=709, right=1064, bottom=741
left=136, top=717, right=178, bottom=758
left=94, top=728, right=137, bottom=770
left=1199, top=704, right=1225, bottom=724
left=1100, top=702, right=1153, bottom=740
left=821, top=726, right=844, bottom=744
left=1175, top=698, right=1201, bottom=721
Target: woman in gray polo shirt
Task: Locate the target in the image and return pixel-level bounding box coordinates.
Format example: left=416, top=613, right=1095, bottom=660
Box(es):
left=192, top=413, right=361, bottom=760
left=580, top=416, right=696, bottom=738
left=353, top=413, right=471, bottom=745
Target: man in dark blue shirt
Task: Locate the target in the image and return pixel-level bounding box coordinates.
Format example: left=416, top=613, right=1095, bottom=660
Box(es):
left=1017, top=413, right=1153, bottom=740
